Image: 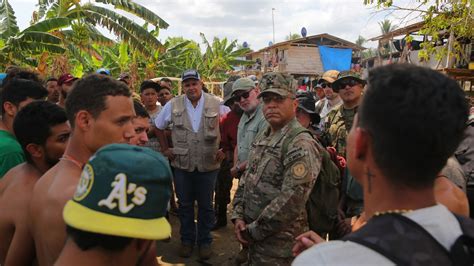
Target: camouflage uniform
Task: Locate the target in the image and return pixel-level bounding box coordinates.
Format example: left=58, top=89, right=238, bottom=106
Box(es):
left=231, top=73, right=322, bottom=265
left=325, top=72, right=365, bottom=217
left=325, top=105, right=357, bottom=158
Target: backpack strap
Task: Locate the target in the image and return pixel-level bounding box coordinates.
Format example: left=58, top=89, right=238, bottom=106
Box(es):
left=281, top=126, right=311, bottom=156
left=343, top=213, right=453, bottom=265
left=451, top=215, right=474, bottom=266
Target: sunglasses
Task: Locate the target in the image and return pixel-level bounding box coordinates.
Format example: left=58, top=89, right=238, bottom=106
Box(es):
left=318, top=82, right=330, bottom=89
left=234, top=90, right=252, bottom=101
left=261, top=94, right=295, bottom=104
left=338, top=79, right=359, bottom=90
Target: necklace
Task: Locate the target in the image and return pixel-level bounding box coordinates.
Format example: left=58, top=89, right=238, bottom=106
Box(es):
left=373, top=209, right=412, bottom=217
left=60, top=154, right=84, bottom=169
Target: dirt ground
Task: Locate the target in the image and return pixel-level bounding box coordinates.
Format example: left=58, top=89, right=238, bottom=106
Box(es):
left=155, top=179, right=241, bottom=266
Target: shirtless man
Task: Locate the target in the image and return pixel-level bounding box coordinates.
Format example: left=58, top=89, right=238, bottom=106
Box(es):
left=29, top=74, right=135, bottom=266
left=0, top=101, right=70, bottom=265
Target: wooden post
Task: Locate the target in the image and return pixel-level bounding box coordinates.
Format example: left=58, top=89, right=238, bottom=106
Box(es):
left=446, top=30, right=454, bottom=68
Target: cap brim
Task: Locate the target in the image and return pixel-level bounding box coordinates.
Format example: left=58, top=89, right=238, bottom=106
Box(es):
left=223, top=97, right=234, bottom=106
left=257, top=89, right=289, bottom=98
left=318, top=77, right=336, bottom=84
left=64, top=77, right=78, bottom=84
left=182, top=77, right=200, bottom=82
left=63, top=200, right=171, bottom=240
left=298, top=105, right=316, bottom=114
left=231, top=87, right=253, bottom=96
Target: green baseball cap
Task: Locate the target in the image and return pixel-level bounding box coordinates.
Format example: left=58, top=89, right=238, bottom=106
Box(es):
left=332, top=71, right=366, bottom=92
left=63, top=144, right=172, bottom=240
left=231, top=78, right=256, bottom=96
left=257, top=72, right=297, bottom=98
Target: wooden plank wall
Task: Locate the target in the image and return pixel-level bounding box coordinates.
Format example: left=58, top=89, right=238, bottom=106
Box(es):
left=285, top=46, right=323, bottom=75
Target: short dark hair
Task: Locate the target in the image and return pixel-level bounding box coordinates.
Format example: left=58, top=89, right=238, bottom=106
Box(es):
left=140, top=80, right=161, bottom=93
left=1, top=78, right=48, bottom=115
left=66, top=225, right=132, bottom=252
left=160, top=77, right=172, bottom=83
left=359, top=64, right=469, bottom=188
left=65, top=74, right=131, bottom=127
left=133, top=100, right=149, bottom=119
left=13, top=101, right=67, bottom=163
left=2, top=70, right=42, bottom=87
left=46, top=77, right=58, bottom=83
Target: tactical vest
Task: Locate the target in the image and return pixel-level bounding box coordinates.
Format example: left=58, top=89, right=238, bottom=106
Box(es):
left=171, top=93, right=221, bottom=172
left=343, top=213, right=474, bottom=266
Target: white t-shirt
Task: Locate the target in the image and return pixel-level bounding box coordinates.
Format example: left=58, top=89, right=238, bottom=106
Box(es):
left=293, top=204, right=463, bottom=265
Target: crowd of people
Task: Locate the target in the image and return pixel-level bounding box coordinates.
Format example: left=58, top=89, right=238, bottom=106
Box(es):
left=0, top=63, right=473, bottom=265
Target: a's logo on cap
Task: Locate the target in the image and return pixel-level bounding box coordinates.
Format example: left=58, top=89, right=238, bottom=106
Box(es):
left=74, top=164, right=94, bottom=201
left=98, top=173, right=148, bottom=214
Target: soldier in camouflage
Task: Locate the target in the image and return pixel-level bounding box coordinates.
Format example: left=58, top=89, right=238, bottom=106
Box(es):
left=325, top=72, right=366, bottom=217
left=325, top=72, right=365, bottom=158
left=231, top=72, right=322, bottom=265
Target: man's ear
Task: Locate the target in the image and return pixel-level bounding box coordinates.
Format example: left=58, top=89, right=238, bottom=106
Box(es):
left=75, top=110, right=92, bottom=131
left=354, top=127, right=370, bottom=160
left=26, top=143, right=43, bottom=160
left=3, top=101, right=17, bottom=117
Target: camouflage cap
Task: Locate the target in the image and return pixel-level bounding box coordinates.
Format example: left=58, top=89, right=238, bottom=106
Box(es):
left=257, top=72, right=297, bottom=98
left=318, top=70, right=340, bottom=84
left=332, top=71, right=366, bottom=92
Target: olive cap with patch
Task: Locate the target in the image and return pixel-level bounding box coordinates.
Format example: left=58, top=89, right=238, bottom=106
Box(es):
left=63, top=144, right=172, bottom=240
left=257, top=72, right=297, bottom=98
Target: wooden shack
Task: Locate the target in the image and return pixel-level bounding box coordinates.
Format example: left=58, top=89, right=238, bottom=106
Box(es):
left=365, top=21, right=474, bottom=97
left=246, top=33, right=364, bottom=78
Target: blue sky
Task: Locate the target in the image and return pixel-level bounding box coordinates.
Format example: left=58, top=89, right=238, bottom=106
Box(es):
left=10, top=0, right=424, bottom=50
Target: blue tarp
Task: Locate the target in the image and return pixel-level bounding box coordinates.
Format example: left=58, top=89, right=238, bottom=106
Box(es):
left=318, top=46, right=352, bottom=72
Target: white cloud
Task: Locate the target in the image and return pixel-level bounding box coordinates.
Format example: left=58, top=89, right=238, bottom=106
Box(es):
left=11, top=0, right=426, bottom=51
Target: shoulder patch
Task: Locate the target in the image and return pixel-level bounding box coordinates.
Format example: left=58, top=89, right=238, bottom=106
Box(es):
left=74, top=163, right=94, bottom=201
left=292, top=162, right=308, bottom=179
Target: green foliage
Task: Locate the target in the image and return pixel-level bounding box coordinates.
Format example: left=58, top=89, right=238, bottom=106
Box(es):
left=285, top=33, right=301, bottom=41
left=355, top=35, right=366, bottom=46
left=365, top=0, right=473, bottom=63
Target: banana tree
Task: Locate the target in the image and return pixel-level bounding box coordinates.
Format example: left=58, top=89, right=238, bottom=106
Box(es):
left=0, top=0, right=68, bottom=67
left=199, top=33, right=253, bottom=81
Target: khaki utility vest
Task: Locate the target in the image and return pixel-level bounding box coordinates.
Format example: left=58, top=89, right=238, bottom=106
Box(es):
left=171, top=93, right=221, bottom=172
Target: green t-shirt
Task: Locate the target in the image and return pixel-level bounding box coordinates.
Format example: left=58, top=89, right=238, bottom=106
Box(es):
left=0, top=130, right=25, bottom=178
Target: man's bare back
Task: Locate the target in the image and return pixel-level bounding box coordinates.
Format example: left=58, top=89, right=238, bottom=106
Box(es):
left=0, top=163, right=42, bottom=265
left=29, top=160, right=82, bottom=266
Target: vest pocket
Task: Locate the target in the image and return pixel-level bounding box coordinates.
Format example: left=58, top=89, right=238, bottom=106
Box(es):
left=172, top=147, right=190, bottom=170
left=201, top=147, right=219, bottom=171
left=204, top=112, right=218, bottom=140
left=173, top=112, right=184, bottom=127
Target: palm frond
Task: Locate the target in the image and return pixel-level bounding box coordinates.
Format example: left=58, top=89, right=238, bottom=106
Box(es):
left=95, top=0, right=169, bottom=29
left=0, top=0, right=20, bottom=39
left=81, top=5, right=162, bottom=50
left=23, top=17, right=70, bottom=32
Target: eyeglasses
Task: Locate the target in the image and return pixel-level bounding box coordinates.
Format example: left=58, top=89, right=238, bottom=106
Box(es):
left=234, top=90, right=252, bottom=101
left=261, top=94, right=295, bottom=104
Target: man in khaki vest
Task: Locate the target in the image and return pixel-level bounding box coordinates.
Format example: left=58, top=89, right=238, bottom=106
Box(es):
left=155, top=69, right=226, bottom=260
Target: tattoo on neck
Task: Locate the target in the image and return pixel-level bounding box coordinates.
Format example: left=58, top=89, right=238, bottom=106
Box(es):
left=367, top=168, right=375, bottom=193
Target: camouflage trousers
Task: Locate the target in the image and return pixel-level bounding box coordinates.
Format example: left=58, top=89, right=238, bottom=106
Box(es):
left=248, top=245, right=293, bottom=266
